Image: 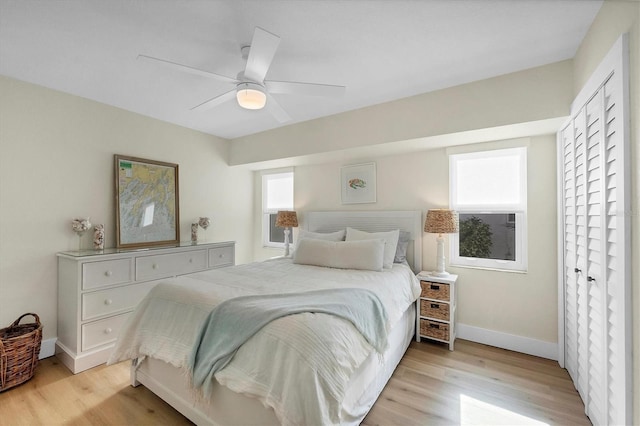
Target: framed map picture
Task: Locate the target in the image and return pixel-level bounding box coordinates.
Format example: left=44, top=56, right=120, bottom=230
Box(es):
left=341, top=162, right=376, bottom=204
left=115, top=155, right=180, bottom=249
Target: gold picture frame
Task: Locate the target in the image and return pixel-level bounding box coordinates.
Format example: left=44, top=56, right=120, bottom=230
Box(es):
left=115, top=155, right=180, bottom=249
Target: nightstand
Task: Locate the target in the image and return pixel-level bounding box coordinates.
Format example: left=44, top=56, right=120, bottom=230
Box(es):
left=415, top=273, right=458, bottom=350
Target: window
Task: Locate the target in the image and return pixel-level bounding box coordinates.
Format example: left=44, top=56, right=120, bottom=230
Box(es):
left=262, top=170, right=294, bottom=248
left=449, top=147, right=527, bottom=271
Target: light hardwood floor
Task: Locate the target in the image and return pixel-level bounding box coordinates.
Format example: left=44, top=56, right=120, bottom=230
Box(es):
left=0, top=340, right=590, bottom=425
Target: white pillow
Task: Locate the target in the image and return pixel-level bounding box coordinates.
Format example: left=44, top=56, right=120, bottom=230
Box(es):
left=345, top=227, right=400, bottom=269
left=296, top=229, right=345, bottom=244
left=293, top=238, right=384, bottom=272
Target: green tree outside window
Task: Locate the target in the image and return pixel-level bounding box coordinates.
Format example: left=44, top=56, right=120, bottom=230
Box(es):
left=459, top=216, right=493, bottom=258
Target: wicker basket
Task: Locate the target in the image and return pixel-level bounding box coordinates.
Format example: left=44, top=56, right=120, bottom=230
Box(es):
left=420, top=300, right=450, bottom=321
left=0, top=313, right=42, bottom=392
left=419, top=281, right=450, bottom=301
left=420, top=318, right=449, bottom=341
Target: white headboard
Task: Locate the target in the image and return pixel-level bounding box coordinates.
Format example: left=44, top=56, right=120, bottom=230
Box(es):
left=303, top=210, right=423, bottom=273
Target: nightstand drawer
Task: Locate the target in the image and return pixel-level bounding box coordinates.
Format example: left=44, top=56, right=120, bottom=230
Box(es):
left=420, top=300, right=450, bottom=321
left=82, top=259, right=132, bottom=290
left=420, top=319, right=449, bottom=341
left=136, top=250, right=207, bottom=281
left=81, top=313, right=130, bottom=351
left=209, top=246, right=234, bottom=268
left=420, top=281, right=450, bottom=301
left=82, top=281, right=157, bottom=321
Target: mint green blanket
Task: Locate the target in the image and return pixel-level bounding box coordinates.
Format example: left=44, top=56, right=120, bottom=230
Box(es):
left=188, top=288, right=388, bottom=397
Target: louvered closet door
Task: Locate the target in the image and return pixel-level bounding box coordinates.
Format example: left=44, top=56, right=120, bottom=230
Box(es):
left=558, top=34, right=630, bottom=426
left=584, top=90, right=606, bottom=425
left=600, top=66, right=630, bottom=426
left=559, top=121, right=578, bottom=386
left=559, top=111, right=590, bottom=401
left=572, top=107, right=591, bottom=407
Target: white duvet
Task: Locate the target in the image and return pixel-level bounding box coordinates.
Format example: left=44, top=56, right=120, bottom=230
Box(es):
left=109, top=258, right=420, bottom=425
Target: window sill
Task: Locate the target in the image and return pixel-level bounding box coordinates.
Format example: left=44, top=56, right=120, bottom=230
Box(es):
left=262, top=243, right=292, bottom=249
left=449, top=264, right=527, bottom=274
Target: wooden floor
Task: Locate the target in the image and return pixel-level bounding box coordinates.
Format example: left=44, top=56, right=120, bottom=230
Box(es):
left=0, top=340, right=590, bottom=425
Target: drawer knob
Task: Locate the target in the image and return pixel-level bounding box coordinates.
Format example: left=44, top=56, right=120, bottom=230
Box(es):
left=189, top=258, right=193, bottom=263
left=104, top=328, right=112, bottom=334
left=104, top=299, right=112, bottom=306
left=152, top=263, right=158, bottom=269
left=104, top=270, right=113, bottom=277
left=219, top=254, right=224, bottom=258
left=430, top=284, right=440, bottom=290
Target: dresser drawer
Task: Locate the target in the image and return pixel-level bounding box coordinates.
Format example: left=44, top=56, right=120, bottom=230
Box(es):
left=82, top=281, right=157, bottom=321
left=209, top=245, right=234, bottom=268
left=136, top=250, right=207, bottom=281
left=420, top=319, right=450, bottom=342
left=82, top=259, right=132, bottom=290
left=420, top=300, right=450, bottom=321
left=81, top=313, right=130, bottom=351
left=420, top=281, right=450, bottom=301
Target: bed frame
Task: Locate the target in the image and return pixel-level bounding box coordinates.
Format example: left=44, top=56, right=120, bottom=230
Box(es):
left=130, top=210, right=423, bottom=425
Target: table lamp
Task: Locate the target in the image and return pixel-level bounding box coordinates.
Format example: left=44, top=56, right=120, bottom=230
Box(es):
left=424, top=209, right=459, bottom=277
left=275, top=210, right=298, bottom=257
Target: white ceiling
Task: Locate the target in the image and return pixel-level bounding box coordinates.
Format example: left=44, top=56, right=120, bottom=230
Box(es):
left=0, top=0, right=602, bottom=140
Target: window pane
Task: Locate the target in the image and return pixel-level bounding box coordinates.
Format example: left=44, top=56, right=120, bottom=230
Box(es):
left=454, top=150, right=523, bottom=207
left=266, top=174, right=293, bottom=210
left=459, top=213, right=516, bottom=261
left=269, top=213, right=285, bottom=243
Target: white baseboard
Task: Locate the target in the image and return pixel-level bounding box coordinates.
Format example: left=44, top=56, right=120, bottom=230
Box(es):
left=39, top=338, right=57, bottom=359
left=457, top=323, right=558, bottom=361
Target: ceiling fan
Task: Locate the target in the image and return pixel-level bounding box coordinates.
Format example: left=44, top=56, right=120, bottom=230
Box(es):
left=138, top=27, right=346, bottom=123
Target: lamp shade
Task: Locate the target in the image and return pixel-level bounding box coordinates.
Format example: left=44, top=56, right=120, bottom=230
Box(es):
left=275, top=211, right=298, bottom=228
left=236, top=82, right=266, bottom=110
left=424, top=209, right=459, bottom=234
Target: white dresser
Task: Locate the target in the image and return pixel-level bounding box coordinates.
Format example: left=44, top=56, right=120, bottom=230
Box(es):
left=56, top=241, right=235, bottom=373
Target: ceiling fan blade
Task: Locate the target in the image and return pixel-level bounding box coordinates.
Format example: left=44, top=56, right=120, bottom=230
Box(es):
left=138, top=54, right=238, bottom=84
left=190, top=89, right=237, bottom=111
left=265, top=93, right=291, bottom=123
left=265, top=80, right=346, bottom=97
left=243, top=27, right=281, bottom=83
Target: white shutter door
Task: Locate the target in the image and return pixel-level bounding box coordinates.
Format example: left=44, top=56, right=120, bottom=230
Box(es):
left=601, top=65, right=631, bottom=426
left=584, top=90, right=606, bottom=425
left=559, top=122, right=578, bottom=384
left=572, top=107, right=590, bottom=404
left=557, top=34, right=631, bottom=426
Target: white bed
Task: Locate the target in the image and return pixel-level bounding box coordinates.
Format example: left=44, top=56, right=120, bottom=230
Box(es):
left=113, top=210, right=423, bottom=425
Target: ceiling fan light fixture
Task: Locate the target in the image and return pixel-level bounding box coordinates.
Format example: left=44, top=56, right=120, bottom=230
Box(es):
left=236, top=82, right=266, bottom=110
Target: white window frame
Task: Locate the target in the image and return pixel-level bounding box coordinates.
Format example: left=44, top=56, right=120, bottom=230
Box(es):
left=261, top=169, right=294, bottom=248
left=449, top=147, right=528, bottom=272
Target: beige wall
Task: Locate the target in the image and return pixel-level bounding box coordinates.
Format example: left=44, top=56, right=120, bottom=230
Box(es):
left=572, top=1, right=640, bottom=422
left=0, top=76, right=254, bottom=341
